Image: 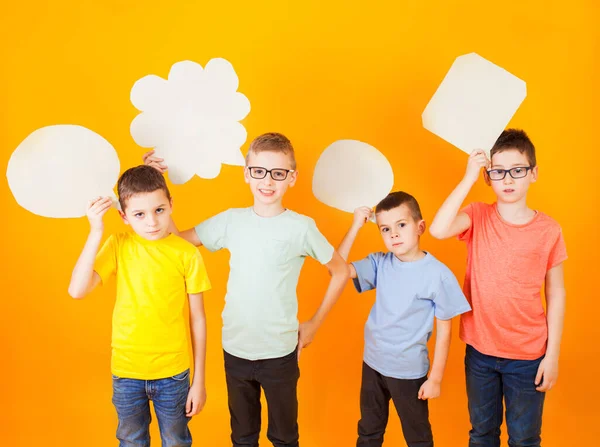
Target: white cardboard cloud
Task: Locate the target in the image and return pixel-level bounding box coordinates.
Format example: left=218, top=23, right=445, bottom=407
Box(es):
left=422, top=52, right=527, bottom=155
left=130, top=58, right=251, bottom=184
left=313, top=140, right=394, bottom=214
left=7, top=125, right=120, bottom=218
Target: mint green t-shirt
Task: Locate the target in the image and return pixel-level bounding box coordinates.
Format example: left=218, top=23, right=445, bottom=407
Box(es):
left=195, top=208, right=335, bottom=360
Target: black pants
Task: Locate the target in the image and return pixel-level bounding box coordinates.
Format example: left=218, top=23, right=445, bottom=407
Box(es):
left=224, top=348, right=300, bottom=447
left=357, top=362, right=433, bottom=447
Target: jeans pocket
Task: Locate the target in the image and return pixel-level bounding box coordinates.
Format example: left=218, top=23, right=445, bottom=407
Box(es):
left=171, top=369, right=190, bottom=381
left=282, top=348, right=300, bottom=379
left=286, top=346, right=298, bottom=360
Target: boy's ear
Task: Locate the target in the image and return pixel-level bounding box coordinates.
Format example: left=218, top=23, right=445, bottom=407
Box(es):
left=483, top=169, right=491, bottom=186
left=119, top=210, right=130, bottom=225
left=418, top=219, right=426, bottom=236
left=531, top=166, right=539, bottom=182
left=243, top=166, right=250, bottom=184
left=288, top=170, right=299, bottom=187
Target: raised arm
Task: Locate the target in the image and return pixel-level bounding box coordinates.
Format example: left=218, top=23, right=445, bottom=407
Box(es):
left=143, top=150, right=204, bottom=247
left=178, top=227, right=203, bottom=247
left=338, top=207, right=372, bottom=278
left=68, top=197, right=112, bottom=298
left=429, top=150, right=488, bottom=239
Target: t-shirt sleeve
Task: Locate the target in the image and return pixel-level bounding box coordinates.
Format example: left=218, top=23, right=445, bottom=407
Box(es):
left=194, top=209, right=231, bottom=252
left=433, top=271, right=472, bottom=320
left=547, top=227, right=568, bottom=270
left=351, top=252, right=383, bottom=293
left=184, top=249, right=212, bottom=294
left=302, top=218, right=335, bottom=264
left=94, top=234, right=117, bottom=285
left=457, top=202, right=477, bottom=242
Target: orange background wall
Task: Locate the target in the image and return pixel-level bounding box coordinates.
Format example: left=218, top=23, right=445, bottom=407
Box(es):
left=1, top=1, right=598, bottom=445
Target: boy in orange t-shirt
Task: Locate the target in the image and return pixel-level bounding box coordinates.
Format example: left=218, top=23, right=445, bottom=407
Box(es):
left=430, top=129, right=567, bottom=447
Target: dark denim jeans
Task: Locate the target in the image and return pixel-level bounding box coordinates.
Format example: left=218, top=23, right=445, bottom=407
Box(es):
left=112, top=369, right=192, bottom=447
left=357, top=362, right=433, bottom=447
left=224, top=348, right=300, bottom=447
left=465, top=345, right=545, bottom=447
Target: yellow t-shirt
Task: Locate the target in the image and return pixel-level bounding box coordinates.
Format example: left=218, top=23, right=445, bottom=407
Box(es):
left=94, top=232, right=211, bottom=380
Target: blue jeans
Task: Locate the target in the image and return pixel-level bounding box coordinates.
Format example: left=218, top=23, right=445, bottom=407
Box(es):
left=112, top=369, right=192, bottom=447
left=465, top=345, right=545, bottom=447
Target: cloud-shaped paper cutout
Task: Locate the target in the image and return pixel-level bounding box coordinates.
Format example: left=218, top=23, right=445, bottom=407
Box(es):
left=422, top=52, right=527, bottom=155
left=130, top=58, right=251, bottom=183
left=313, top=140, right=394, bottom=214
left=7, top=125, right=120, bottom=218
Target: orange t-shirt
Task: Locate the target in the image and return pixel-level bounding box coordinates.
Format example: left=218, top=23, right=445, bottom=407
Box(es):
left=458, top=202, right=567, bottom=360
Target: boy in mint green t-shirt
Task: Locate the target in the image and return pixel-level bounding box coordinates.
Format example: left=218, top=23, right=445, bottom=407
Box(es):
left=144, top=132, right=349, bottom=446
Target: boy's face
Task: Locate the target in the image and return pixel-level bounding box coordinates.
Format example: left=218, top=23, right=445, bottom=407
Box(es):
left=488, top=149, right=538, bottom=204
left=375, top=204, right=425, bottom=257
left=120, top=189, right=173, bottom=240
left=244, top=150, right=298, bottom=206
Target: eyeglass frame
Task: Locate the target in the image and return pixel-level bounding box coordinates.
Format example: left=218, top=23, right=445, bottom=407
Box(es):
left=246, top=166, right=296, bottom=181
left=486, top=166, right=535, bottom=181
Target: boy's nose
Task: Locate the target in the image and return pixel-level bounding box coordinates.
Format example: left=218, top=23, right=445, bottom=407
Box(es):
left=503, top=175, right=514, bottom=185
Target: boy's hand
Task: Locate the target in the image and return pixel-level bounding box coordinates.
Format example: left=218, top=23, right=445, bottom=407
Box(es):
left=297, top=320, right=318, bottom=360
left=418, top=378, right=441, bottom=400
left=186, top=381, right=206, bottom=417
left=352, top=207, right=373, bottom=230
left=142, top=149, right=168, bottom=173
left=87, top=197, right=112, bottom=232
left=464, top=149, right=490, bottom=185
left=535, top=356, right=558, bottom=392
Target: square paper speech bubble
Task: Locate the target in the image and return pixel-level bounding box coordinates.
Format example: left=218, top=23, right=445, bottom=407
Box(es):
left=422, top=53, right=526, bottom=155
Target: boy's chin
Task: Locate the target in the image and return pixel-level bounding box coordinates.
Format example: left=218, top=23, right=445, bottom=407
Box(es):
left=495, top=191, right=525, bottom=204
left=390, top=245, right=419, bottom=257
left=390, top=247, right=407, bottom=256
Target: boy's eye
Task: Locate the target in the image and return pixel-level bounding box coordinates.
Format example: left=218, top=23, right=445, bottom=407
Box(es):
left=513, top=168, right=524, bottom=174
left=399, top=223, right=406, bottom=228
left=135, top=213, right=144, bottom=218
left=156, top=208, right=164, bottom=214
left=272, top=170, right=286, bottom=180
left=254, top=168, right=265, bottom=175
left=381, top=228, right=389, bottom=233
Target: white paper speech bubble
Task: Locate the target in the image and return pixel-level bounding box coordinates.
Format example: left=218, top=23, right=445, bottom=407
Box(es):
left=422, top=53, right=527, bottom=155
left=313, top=140, right=394, bottom=214
left=7, top=125, right=120, bottom=218
left=130, top=58, right=251, bottom=183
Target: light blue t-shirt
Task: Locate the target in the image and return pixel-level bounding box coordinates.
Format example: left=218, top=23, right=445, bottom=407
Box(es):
left=352, top=251, right=471, bottom=379
left=195, top=208, right=335, bottom=361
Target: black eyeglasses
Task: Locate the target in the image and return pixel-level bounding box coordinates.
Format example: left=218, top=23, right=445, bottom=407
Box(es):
left=486, top=166, right=534, bottom=181
left=247, top=166, right=295, bottom=181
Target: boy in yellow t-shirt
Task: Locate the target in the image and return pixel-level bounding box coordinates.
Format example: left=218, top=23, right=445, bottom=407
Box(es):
left=68, top=165, right=211, bottom=447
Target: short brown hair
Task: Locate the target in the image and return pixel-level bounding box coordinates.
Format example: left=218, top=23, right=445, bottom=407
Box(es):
left=117, top=165, right=171, bottom=210
left=246, top=132, right=296, bottom=170
left=375, top=191, right=423, bottom=221
left=490, top=129, right=536, bottom=166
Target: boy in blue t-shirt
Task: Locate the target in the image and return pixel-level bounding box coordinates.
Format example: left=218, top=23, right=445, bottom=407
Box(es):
left=338, top=191, right=471, bottom=447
